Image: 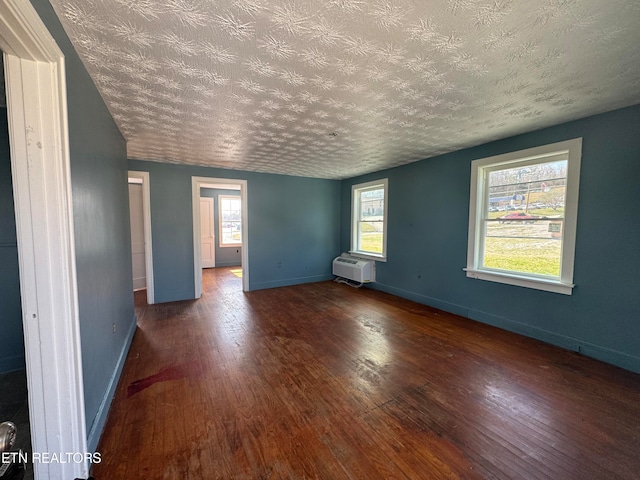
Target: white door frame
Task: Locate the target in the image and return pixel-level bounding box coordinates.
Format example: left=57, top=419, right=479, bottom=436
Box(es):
left=128, top=171, right=154, bottom=304
left=192, top=177, right=249, bottom=295
left=0, top=1, right=88, bottom=479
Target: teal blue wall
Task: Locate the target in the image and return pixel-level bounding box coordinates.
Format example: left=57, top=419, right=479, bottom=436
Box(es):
left=200, top=188, right=242, bottom=267
left=0, top=108, right=24, bottom=374
left=129, top=160, right=341, bottom=300
left=341, top=104, right=640, bottom=373
left=31, top=0, right=136, bottom=451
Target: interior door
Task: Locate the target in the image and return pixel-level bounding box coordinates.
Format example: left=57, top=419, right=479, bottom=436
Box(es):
left=200, top=197, right=215, bottom=268
left=128, top=182, right=146, bottom=289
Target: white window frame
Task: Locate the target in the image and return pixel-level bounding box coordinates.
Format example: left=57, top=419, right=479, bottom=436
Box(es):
left=218, top=194, right=242, bottom=247
left=350, top=178, right=388, bottom=262
left=465, top=138, right=582, bottom=295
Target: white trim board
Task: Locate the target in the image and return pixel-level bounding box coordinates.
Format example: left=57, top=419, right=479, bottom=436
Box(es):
left=0, top=0, right=89, bottom=478
left=192, top=176, right=249, bottom=295
left=200, top=182, right=241, bottom=190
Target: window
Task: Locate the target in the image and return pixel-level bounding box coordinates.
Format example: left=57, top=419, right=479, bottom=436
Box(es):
left=219, top=195, right=242, bottom=246
left=466, top=138, right=582, bottom=295
left=351, top=178, right=388, bottom=261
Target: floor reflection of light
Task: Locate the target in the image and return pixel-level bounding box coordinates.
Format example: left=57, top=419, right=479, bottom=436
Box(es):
left=352, top=314, right=393, bottom=393
left=359, top=333, right=391, bottom=366
left=484, top=383, right=551, bottom=422
left=230, top=268, right=242, bottom=278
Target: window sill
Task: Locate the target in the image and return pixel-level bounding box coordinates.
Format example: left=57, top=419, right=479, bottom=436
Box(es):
left=349, top=251, right=387, bottom=262
left=464, top=268, right=574, bottom=295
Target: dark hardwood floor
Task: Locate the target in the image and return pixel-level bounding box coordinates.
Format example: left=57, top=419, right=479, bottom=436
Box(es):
left=93, top=267, right=640, bottom=479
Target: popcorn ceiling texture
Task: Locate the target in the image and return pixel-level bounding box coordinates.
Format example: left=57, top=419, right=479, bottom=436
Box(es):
left=49, top=0, right=640, bottom=179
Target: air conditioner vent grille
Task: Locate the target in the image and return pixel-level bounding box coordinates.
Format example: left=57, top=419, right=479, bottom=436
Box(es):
left=336, top=258, right=357, bottom=264
left=332, top=255, right=375, bottom=283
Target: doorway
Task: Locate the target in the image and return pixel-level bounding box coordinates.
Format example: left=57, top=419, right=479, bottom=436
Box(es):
left=0, top=58, right=33, bottom=480
left=192, top=177, right=249, bottom=296
left=128, top=171, right=154, bottom=304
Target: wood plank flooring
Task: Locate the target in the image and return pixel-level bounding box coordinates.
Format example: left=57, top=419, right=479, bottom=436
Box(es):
left=92, top=268, right=640, bottom=479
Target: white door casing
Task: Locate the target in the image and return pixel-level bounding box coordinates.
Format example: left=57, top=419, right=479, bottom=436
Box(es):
left=0, top=0, right=88, bottom=478
left=200, top=197, right=215, bottom=268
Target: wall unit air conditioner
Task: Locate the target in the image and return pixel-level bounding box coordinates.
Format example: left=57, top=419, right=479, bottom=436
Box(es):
left=332, top=255, right=375, bottom=283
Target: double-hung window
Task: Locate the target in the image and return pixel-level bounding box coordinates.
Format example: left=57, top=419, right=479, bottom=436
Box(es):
left=466, top=138, right=582, bottom=295
left=350, top=178, right=388, bottom=261
left=219, top=195, right=242, bottom=247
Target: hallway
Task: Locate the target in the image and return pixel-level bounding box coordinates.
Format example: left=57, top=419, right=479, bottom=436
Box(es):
left=93, top=268, right=640, bottom=479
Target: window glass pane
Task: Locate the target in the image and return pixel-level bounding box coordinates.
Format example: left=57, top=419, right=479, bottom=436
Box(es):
left=222, top=222, right=241, bottom=244
left=359, top=188, right=384, bottom=219
left=358, top=188, right=384, bottom=254
left=358, top=220, right=383, bottom=253
left=483, top=160, right=567, bottom=277
left=351, top=179, right=387, bottom=259
left=220, top=196, right=241, bottom=245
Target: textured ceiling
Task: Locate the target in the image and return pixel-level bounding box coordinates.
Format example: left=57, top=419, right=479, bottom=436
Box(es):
left=50, top=0, right=640, bottom=179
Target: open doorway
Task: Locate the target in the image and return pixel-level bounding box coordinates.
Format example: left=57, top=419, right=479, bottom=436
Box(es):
left=0, top=54, right=33, bottom=480
left=192, top=177, right=249, bottom=296
left=128, top=171, right=154, bottom=305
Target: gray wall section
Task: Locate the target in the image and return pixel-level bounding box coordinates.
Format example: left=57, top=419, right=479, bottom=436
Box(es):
left=200, top=188, right=242, bottom=267
left=249, top=174, right=342, bottom=290
left=341, top=104, right=640, bottom=373
left=30, top=0, right=135, bottom=450
left=128, top=159, right=342, bottom=300
left=0, top=107, right=24, bottom=374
